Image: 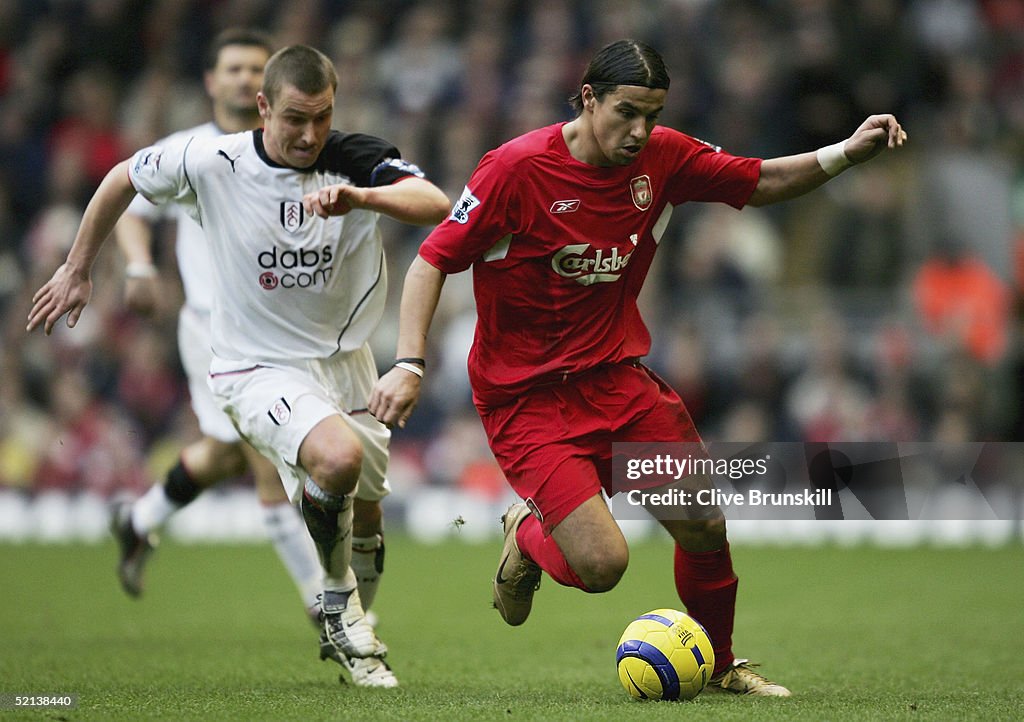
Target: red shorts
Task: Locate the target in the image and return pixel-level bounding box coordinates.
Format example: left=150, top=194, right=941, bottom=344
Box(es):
left=477, top=362, right=701, bottom=536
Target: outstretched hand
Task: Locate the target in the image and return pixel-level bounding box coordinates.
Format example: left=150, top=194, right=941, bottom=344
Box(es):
left=303, top=183, right=370, bottom=218
left=844, top=114, right=908, bottom=164
left=26, top=263, right=92, bottom=335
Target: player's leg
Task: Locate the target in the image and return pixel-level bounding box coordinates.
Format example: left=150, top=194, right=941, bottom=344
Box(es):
left=297, top=414, right=385, bottom=659
left=242, top=442, right=322, bottom=616
left=112, top=436, right=246, bottom=597
left=657, top=515, right=789, bottom=697
left=629, top=366, right=789, bottom=696
left=654, top=513, right=736, bottom=673
left=323, top=349, right=397, bottom=686
left=326, top=497, right=396, bottom=688
left=351, top=497, right=384, bottom=612
left=494, top=493, right=628, bottom=626
left=208, top=358, right=383, bottom=660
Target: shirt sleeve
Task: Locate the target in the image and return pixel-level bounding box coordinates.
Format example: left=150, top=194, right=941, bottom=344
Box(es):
left=316, top=132, right=426, bottom=187
left=662, top=131, right=762, bottom=209
left=418, top=152, right=520, bottom=274
left=127, top=136, right=198, bottom=209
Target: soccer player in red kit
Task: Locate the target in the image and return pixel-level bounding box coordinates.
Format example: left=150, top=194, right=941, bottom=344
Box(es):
left=369, top=39, right=907, bottom=696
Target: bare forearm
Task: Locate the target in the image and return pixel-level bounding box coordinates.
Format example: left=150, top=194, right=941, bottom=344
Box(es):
left=396, top=255, right=447, bottom=358
left=67, top=160, right=139, bottom=273
left=747, top=114, right=908, bottom=207
left=367, top=254, right=447, bottom=428
left=365, top=178, right=450, bottom=226
left=746, top=152, right=829, bottom=207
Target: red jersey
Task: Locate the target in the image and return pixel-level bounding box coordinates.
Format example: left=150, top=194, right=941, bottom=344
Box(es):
left=419, top=123, right=761, bottom=407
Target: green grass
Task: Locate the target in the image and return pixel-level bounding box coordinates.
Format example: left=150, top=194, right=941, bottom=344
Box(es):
left=1, top=538, right=1022, bottom=721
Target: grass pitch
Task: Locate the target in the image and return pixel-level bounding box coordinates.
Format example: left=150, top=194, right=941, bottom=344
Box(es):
left=1, top=536, right=1022, bottom=721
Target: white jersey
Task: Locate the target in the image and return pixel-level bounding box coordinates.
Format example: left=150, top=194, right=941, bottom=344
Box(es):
left=127, top=129, right=424, bottom=362
left=125, top=122, right=221, bottom=313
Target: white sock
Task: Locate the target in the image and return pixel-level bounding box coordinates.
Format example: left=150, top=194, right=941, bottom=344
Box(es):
left=130, top=484, right=180, bottom=536
left=261, top=502, right=322, bottom=610
left=324, top=566, right=358, bottom=595
left=351, top=534, right=383, bottom=610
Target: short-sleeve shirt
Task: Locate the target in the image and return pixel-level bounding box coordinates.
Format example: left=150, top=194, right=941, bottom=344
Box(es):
left=128, top=129, right=424, bottom=362
left=419, top=123, right=761, bottom=408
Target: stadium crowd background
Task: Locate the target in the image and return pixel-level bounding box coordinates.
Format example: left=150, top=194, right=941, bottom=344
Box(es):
left=0, top=0, right=1022, bottom=523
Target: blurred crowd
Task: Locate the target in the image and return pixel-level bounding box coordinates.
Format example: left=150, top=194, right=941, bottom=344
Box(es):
left=1, top=0, right=1023, bottom=503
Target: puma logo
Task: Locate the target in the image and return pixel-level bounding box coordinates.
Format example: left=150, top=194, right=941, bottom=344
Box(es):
left=217, top=149, right=241, bottom=172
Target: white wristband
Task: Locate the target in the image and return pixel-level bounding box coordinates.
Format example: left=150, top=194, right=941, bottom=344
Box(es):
left=125, top=262, right=157, bottom=279
left=394, top=362, right=424, bottom=378
left=816, top=141, right=853, bottom=177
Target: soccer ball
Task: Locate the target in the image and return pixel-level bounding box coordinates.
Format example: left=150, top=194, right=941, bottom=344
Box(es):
left=615, top=608, right=715, bottom=701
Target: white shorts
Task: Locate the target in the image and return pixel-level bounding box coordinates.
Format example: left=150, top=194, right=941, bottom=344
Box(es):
left=178, top=305, right=240, bottom=443
left=207, top=344, right=391, bottom=504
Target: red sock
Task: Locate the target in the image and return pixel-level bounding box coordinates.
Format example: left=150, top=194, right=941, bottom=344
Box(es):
left=515, top=514, right=590, bottom=591
left=674, top=543, right=737, bottom=675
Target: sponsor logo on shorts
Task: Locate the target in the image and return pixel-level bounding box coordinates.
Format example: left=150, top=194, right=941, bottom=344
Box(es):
left=256, top=245, right=333, bottom=290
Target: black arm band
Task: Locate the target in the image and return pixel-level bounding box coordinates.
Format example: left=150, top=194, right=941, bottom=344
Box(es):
left=394, top=357, right=426, bottom=368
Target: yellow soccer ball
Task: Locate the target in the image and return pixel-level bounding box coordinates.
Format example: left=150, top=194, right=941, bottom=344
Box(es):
left=615, top=608, right=715, bottom=701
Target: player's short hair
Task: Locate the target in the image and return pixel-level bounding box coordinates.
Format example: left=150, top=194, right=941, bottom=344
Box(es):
left=569, top=39, right=670, bottom=114
left=205, top=28, right=275, bottom=70
left=261, top=45, right=338, bottom=106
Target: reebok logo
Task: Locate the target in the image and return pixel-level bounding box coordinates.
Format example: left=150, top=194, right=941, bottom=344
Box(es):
left=551, top=243, right=633, bottom=286
left=550, top=199, right=580, bottom=214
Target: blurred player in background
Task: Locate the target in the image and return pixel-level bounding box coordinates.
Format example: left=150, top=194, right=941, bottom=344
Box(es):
left=370, top=39, right=907, bottom=696
left=28, top=43, right=450, bottom=689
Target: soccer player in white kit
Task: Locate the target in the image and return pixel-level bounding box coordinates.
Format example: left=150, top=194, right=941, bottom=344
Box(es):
left=111, top=28, right=390, bottom=687
left=27, top=44, right=451, bottom=687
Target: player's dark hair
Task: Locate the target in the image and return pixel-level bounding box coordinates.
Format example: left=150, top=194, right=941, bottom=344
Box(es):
left=205, top=27, right=275, bottom=71
left=568, top=39, right=670, bottom=114
left=262, top=45, right=338, bottom=106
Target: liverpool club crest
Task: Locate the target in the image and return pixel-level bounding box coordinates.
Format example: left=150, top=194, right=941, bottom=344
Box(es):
left=630, top=175, right=652, bottom=211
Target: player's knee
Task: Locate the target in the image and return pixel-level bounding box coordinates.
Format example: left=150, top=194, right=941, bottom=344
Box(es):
left=674, top=517, right=727, bottom=551
left=307, top=440, right=363, bottom=495
left=576, top=548, right=629, bottom=593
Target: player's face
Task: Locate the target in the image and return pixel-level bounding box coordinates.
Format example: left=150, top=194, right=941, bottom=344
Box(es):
left=258, top=84, right=334, bottom=169
left=586, top=84, right=665, bottom=167
left=206, top=45, right=268, bottom=116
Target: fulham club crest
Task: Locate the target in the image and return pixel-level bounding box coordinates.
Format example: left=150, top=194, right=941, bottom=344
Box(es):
left=280, top=201, right=304, bottom=233
left=630, top=175, right=653, bottom=211
left=267, top=397, right=291, bottom=426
